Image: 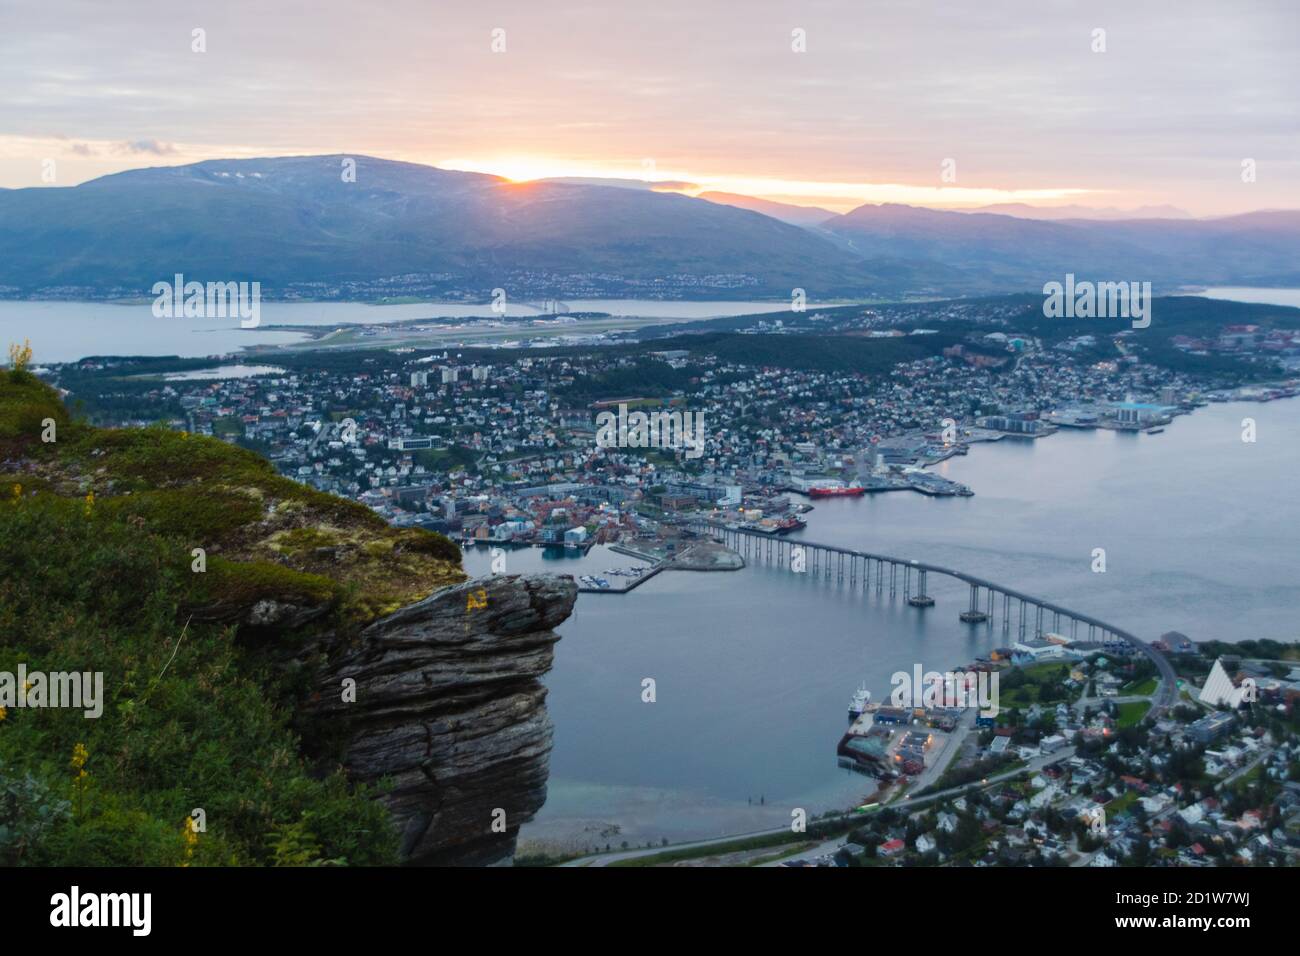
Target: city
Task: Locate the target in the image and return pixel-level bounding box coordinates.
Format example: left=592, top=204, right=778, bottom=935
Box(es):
left=1, top=0, right=1296, bottom=937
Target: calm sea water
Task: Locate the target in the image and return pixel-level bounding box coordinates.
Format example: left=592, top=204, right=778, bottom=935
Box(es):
left=1198, top=287, right=1300, bottom=308
left=0, top=299, right=797, bottom=363
left=461, top=399, right=1300, bottom=850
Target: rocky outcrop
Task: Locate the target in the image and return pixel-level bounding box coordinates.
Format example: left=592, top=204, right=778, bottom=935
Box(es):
left=307, top=573, right=577, bottom=866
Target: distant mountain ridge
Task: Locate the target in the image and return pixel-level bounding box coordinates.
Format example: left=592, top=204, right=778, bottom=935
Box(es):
left=821, top=203, right=1300, bottom=291
left=965, top=202, right=1193, bottom=221
left=1, top=155, right=1297, bottom=300
left=0, top=155, right=919, bottom=299
left=696, top=191, right=838, bottom=227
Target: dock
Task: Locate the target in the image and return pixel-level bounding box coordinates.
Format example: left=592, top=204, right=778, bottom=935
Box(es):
left=576, top=562, right=665, bottom=595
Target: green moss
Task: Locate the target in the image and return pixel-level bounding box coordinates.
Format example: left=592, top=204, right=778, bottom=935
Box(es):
left=189, top=556, right=340, bottom=615
left=397, top=526, right=464, bottom=564
left=0, top=370, right=70, bottom=443
left=271, top=527, right=338, bottom=555
left=111, top=487, right=265, bottom=540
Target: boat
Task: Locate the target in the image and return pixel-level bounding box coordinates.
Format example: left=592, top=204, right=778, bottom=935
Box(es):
left=775, top=515, right=807, bottom=534
left=1145, top=427, right=1164, bottom=434
left=848, top=683, right=872, bottom=721
left=808, top=485, right=866, bottom=498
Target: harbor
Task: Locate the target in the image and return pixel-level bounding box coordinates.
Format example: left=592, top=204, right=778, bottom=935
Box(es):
left=496, top=399, right=1300, bottom=853
left=577, top=539, right=746, bottom=593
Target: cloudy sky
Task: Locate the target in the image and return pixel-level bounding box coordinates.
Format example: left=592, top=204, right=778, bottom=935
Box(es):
left=2, top=0, right=1296, bottom=214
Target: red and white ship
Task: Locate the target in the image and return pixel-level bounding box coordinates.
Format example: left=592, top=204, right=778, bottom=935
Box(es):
left=807, top=485, right=866, bottom=498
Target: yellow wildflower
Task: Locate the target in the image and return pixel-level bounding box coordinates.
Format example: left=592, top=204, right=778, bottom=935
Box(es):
left=182, top=816, right=200, bottom=866
left=7, top=339, right=33, bottom=372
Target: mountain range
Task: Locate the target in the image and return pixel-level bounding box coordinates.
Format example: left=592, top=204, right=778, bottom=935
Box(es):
left=1, top=154, right=1297, bottom=300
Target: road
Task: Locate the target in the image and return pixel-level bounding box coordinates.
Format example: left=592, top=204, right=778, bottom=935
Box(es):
left=560, top=747, right=1077, bottom=868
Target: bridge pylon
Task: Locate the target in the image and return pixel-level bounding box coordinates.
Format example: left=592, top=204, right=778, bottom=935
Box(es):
left=959, top=583, right=989, bottom=623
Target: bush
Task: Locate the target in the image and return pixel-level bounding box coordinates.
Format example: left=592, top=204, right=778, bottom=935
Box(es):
left=0, top=760, right=71, bottom=864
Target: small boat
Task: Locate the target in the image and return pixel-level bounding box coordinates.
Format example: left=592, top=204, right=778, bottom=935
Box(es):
left=848, top=683, right=872, bottom=721
left=1145, top=427, right=1164, bottom=434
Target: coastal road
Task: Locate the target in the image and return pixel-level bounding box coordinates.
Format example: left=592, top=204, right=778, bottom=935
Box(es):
left=560, top=747, right=1076, bottom=868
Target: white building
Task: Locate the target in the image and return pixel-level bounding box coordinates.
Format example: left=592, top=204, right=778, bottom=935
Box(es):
left=1199, top=658, right=1251, bottom=708
left=1013, top=639, right=1068, bottom=662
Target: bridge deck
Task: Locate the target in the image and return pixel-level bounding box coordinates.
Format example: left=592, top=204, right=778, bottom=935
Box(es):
left=688, top=519, right=1176, bottom=715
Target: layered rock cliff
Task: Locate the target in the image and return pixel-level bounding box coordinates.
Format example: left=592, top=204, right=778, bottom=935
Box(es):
left=308, top=573, right=577, bottom=866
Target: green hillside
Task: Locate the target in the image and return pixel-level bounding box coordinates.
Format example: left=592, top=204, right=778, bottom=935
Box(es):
left=0, top=356, right=464, bottom=865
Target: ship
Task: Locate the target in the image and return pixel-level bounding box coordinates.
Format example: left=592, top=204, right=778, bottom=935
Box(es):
left=848, top=683, right=872, bottom=721
left=775, top=515, right=807, bottom=534
left=808, top=485, right=866, bottom=498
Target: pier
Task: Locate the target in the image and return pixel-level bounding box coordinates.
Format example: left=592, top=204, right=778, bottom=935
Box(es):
left=575, top=562, right=665, bottom=595
left=684, top=519, right=1176, bottom=714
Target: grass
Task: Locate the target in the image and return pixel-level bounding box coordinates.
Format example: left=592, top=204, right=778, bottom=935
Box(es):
left=0, top=368, right=469, bottom=866
left=0, top=490, right=398, bottom=865
left=1116, top=701, right=1152, bottom=728
left=3, top=373, right=464, bottom=628
left=1106, top=789, right=1141, bottom=816
left=998, top=661, right=1071, bottom=709
left=1121, top=677, right=1158, bottom=696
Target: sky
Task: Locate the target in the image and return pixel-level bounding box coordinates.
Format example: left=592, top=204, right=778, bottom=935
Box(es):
left=1, top=0, right=1296, bottom=215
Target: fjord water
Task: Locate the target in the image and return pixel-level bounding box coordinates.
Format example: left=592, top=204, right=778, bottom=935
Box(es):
left=0, top=299, right=795, bottom=363
left=465, top=399, right=1300, bottom=850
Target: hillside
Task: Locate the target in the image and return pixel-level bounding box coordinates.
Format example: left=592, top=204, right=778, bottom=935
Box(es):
left=824, top=204, right=1300, bottom=291
left=696, top=191, right=838, bottom=227
left=0, top=155, right=917, bottom=299
left=0, top=358, right=574, bottom=866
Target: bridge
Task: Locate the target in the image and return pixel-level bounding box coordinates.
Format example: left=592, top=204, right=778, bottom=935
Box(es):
left=685, top=519, right=1177, bottom=717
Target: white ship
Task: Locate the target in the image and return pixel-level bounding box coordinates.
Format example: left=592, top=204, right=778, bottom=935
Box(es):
left=848, top=683, right=872, bottom=721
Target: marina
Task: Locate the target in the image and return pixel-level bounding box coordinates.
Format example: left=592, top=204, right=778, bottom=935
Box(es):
left=576, top=564, right=664, bottom=594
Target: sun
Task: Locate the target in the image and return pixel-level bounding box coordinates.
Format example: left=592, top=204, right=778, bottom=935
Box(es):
left=437, top=155, right=641, bottom=184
